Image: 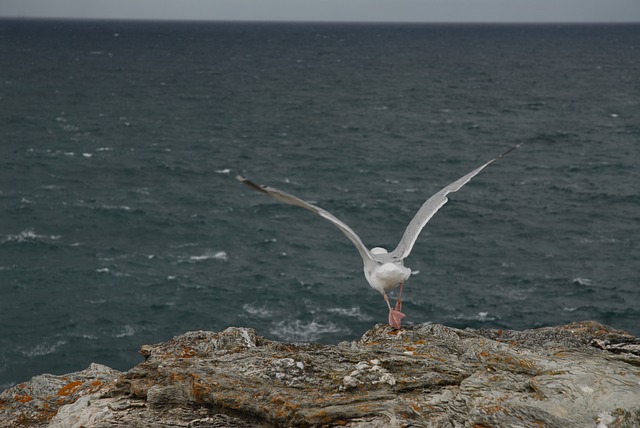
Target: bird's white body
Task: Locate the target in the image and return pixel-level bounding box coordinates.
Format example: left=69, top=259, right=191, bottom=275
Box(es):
left=364, top=247, right=411, bottom=294
left=237, top=144, right=519, bottom=328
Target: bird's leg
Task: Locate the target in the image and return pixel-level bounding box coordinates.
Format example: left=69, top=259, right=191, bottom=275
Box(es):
left=394, top=281, right=404, bottom=313
left=384, top=292, right=406, bottom=330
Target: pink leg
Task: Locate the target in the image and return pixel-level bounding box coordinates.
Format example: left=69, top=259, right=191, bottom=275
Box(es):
left=394, top=281, right=404, bottom=313
left=384, top=292, right=406, bottom=330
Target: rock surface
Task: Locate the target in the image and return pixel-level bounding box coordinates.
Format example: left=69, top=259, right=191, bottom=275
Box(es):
left=2, top=320, right=640, bottom=427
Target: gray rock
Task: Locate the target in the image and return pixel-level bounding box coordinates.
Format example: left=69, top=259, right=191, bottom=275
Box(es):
left=1, top=321, right=639, bottom=427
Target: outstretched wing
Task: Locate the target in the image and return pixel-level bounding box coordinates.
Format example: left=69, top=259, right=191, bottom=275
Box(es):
left=237, top=176, right=374, bottom=262
left=388, top=144, right=521, bottom=260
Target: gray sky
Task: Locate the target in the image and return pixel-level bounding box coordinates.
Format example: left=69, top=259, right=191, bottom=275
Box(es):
left=1, top=0, right=639, bottom=23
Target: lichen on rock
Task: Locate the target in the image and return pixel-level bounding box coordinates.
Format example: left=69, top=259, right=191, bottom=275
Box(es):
left=1, top=321, right=640, bottom=427
left=341, top=359, right=397, bottom=390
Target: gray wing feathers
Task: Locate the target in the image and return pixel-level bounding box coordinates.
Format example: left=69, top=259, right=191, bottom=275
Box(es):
left=237, top=144, right=519, bottom=264
left=389, top=144, right=520, bottom=259
left=237, top=176, right=374, bottom=262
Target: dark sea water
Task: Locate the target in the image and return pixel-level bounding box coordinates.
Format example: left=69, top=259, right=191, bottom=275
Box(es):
left=1, top=20, right=639, bottom=388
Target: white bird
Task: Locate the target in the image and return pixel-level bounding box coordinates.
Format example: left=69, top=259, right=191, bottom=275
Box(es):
left=237, top=144, right=520, bottom=329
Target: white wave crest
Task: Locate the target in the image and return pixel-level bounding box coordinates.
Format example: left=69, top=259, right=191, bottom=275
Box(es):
left=114, top=325, right=135, bottom=338
left=21, top=339, right=67, bottom=358
left=572, top=277, right=592, bottom=286
left=269, top=319, right=345, bottom=342
left=189, top=251, right=228, bottom=262
left=2, top=228, right=61, bottom=244
left=242, top=304, right=275, bottom=318
left=326, top=306, right=372, bottom=321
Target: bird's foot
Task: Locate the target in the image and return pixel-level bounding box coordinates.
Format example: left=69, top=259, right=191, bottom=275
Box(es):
left=388, top=309, right=406, bottom=330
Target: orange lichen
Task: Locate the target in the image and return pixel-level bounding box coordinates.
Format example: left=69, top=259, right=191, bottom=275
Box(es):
left=483, top=405, right=509, bottom=415
left=270, top=395, right=301, bottom=420
left=177, top=345, right=196, bottom=358
left=312, top=410, right=327, bottom=417
left=169, top=372, right=187, bottom=382
left=88, top=380, right=103, bottom=393
left=434, top=355, right=447, bottom=362
left=14, top=394, right=33, bottom=403
left=57, top=381, right=83, bottom=397
left=270, top=395, right=286, bottom=406
left=476, top=350, right=537, bottom=373
left=412, top=353, right=447, bottom=362
left=275, top=401, right=300, bottom=419
left=190, top=374, right=213, bottom=402
left=192, top=382, right=212, bottom=401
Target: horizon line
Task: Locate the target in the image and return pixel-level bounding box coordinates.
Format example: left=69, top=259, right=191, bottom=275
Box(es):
left=1, top=16, right=639, bottom=25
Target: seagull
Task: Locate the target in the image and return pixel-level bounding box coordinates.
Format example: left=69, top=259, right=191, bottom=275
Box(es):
left=237, top=144, right=520, bottom=329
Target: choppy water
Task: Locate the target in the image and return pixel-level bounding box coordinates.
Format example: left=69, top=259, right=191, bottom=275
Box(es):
left=1, top=20, right=639, bottom=388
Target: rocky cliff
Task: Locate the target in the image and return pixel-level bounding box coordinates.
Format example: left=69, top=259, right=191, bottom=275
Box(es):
left=2, top=321, right=640, bottom=427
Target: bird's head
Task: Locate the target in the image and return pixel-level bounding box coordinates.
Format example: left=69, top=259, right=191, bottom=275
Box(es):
left=370, top=247, right=389, bottom=255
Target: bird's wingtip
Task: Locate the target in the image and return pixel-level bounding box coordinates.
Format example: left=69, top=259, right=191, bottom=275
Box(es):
left=496, top=143, right=522, bottom=160
left=236, top=175, right=268, bottom=193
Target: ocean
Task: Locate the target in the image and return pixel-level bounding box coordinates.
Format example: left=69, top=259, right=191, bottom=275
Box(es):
left=0, top=20, right=638, bottom=389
